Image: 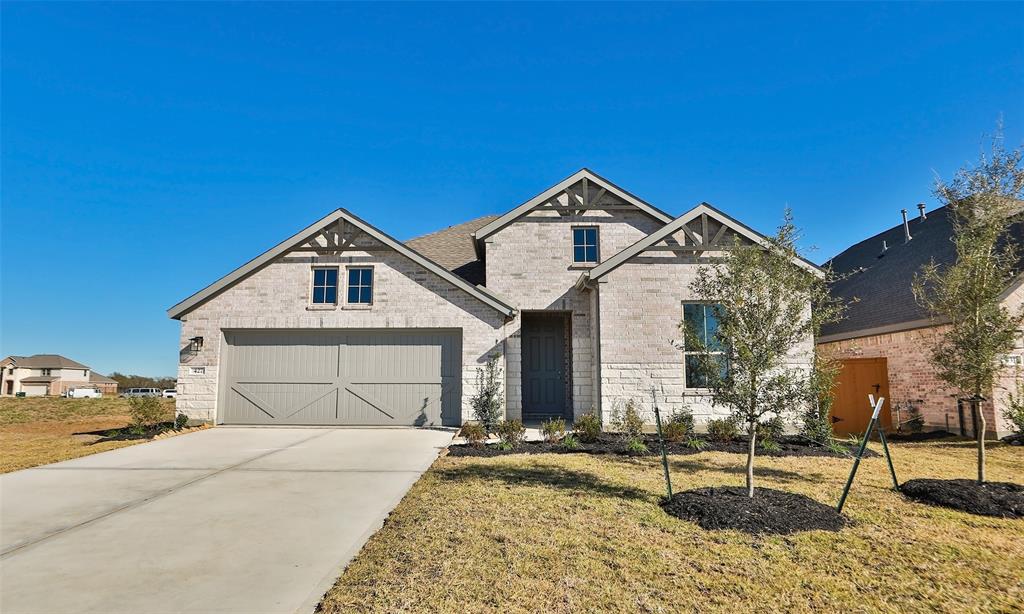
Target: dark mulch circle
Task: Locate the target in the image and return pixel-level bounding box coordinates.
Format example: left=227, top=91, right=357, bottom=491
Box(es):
left=660, top=486, right=848, bottom=535
left=1001, top=433, right=1024, bottom=446
left=885, top=430, right=957, bottom=443
left=900, top=479, right=1024, bottom=519
left=78, top=421, right=179, bottom=443
left=447, top=434, right=872, bottom=459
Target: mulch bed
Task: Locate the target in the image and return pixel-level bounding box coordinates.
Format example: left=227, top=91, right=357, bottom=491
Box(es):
left=660, top=486, right=848, bottom=534
left=79, top=421, right=180, bottom=443
left=885, top=430, right=957, bottom=443
left=900, top=479, right=1024, bottom=519
left=447, top=434, right=874, bottom=459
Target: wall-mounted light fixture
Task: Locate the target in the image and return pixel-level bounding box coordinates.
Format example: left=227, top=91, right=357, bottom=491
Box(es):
left=187, top=336, right=204, bottom=354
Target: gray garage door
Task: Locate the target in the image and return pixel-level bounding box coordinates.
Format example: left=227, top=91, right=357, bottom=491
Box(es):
left=220, top=329, right=462, bottom=426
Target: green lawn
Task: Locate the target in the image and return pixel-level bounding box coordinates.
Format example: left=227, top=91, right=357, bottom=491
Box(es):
left=319, top=439, right=1023, bottom=613
left=0, top=396, right=177, bottom=473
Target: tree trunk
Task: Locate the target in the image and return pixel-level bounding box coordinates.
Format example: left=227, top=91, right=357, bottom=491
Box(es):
left=746, top=424, right=756, bottom=498
left=974, top=398, right=986, bottom=484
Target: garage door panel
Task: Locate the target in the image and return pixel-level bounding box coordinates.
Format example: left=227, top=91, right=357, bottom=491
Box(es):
left=220, top=330, right=461, bottom=426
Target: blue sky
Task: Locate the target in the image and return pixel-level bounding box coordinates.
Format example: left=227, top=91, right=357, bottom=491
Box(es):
left=2, top=3, right=1022, bottom=376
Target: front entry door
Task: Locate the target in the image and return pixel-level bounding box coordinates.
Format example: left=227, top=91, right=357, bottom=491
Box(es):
left=521, top=313, right=568, bottom=419
left=830, top=357, right=892, bottom=436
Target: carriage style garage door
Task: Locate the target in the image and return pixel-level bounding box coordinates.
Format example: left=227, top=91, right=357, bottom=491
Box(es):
left=219, top=329, right=462, bottom=426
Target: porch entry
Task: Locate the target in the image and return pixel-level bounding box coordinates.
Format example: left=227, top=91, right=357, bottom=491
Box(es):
left=830, top=357, right=892, bottom=436
left=521, top=312, right=571, bottom=421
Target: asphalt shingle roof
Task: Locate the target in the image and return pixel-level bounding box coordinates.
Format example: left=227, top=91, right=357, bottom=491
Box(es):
left=823, top=205, right=1024, bottom=338
left=405, top=215, right=499, bottom=286
left=4, top=354, right=90, bottom=370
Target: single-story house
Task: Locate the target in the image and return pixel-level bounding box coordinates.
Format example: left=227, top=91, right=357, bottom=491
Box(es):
left=819, top=204, right=1023, bottom=439
left=0, top=354, right=119, bottom=397
left=168, top=169, right=818, bottom=427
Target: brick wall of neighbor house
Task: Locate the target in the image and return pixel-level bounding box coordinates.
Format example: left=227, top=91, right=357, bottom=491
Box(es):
left=175, top=235, right=508, bottom=424
left=597, top=252, right=815, bottom=429
left=485, top=208, right=663, bottom=421
left=818, top=323, right=1021, bottom=439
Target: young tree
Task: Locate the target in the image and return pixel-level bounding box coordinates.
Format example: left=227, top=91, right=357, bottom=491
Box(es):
left=800, top=350, right=842, bottom=445
left=470, top=354, right=504, bottom=433
left=687, top=212, right=843, bottom=497
left=913, top=136, right=1024, bottom=483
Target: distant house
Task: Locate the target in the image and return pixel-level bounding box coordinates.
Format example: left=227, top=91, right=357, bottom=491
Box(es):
left=0, top=355, right=119, bottom=397
left=819, top=204, right=1023, bottom=439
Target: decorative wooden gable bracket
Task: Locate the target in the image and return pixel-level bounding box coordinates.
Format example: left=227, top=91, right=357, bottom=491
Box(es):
left=530, top=177, right=635, bottom=217
left=641, top=213, right=741, bottom=257
left=293, top=218, right=388, bottom=255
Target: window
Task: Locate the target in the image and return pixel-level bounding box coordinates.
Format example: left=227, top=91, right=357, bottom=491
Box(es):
left=347, top=267, right=373, bottom=304
left=682, top=303, right=727, bottom=388
left=41, top=368, right=52, bottom=376
left=311, top=268, right=338, bottom=304
left=572, top=227, right=599, bottom=263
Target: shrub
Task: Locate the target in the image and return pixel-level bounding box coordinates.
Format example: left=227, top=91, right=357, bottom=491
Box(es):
left=756, top=415, right=786, bottom=448
left=685, top=436, right=708, bottom=451
left=561, top=433, right=581, bottom=450
left=174, top=413, right=189, bottom=430
left=574, top=412, right=602, bottom=443
left=903, top=403, right=924, bottom=434
left=706, top=417, right=739, bottom=443
left=471, top=355, right=504, bottom=433
left=460, top=422, right=487, bottom=448
left=662, top=407, right=694, bottom=443
left=759, top=438, right=781, bottom=453
left=541, top=417, right=566, bottom=443
left=800, top=352, right=840, bottom=444
left=128, top=397, right=164, bottom=429
left=495, top=419, right=526, bottom=449
left=611, top=399, right=644, bottom=439
left=624, top=437, right=648, bottom=455
left=1004, top=379, right=1024, bottom=434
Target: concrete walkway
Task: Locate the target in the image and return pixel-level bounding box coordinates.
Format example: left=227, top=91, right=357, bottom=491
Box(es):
left=0, top=427, right=453, bottom=614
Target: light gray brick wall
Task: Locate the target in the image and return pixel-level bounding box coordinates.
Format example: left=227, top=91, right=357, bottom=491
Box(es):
left=175, top=237, right=508, bottom=424
left=486, top=208, right=663, bottom=420
left=597, top=257, right=814, bottom=429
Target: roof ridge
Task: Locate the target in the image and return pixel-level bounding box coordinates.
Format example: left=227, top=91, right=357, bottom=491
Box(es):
left=826, top=204, right=950, bottom=264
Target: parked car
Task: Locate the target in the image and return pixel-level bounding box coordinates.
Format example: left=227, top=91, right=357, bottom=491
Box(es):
left=121, top=388, right=162, bottom=398
left=162, top=389, right=177, bottom=398
left=68, top=388, right=102, bottom=399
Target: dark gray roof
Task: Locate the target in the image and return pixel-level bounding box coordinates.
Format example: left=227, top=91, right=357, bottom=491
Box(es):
left=405, top=215, right=499, bottom=286
left=822, top=205, right=1024, bottom=338
left=5, top=354, right=90, bottom=369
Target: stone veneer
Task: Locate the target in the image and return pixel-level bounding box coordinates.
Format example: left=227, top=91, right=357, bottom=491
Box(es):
left=175, top=235, right=509, bottom=424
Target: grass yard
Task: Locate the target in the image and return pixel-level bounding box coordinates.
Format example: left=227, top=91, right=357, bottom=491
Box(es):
left=0, top=396, right=176, bottom=473
left=319, top=439, right=1023, bottom=613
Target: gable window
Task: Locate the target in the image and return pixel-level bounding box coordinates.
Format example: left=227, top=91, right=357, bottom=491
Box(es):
left=347, top=267, right=374, bottom=304
left=311, top=267, right=338, bottom=304
left=682, top=303, right=727, bottom=388
left=573, top=227, right=599, bottom=263
left=41, top=368, right=52, bottom=376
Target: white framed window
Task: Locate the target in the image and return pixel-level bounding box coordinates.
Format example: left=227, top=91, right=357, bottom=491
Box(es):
left=311, top=267, right=339, bottom=304
left=347, top=267, right=374, bottom=304
left=682, top=303, right=727, bottom=388
left=572, top=227, right=599, bottom=263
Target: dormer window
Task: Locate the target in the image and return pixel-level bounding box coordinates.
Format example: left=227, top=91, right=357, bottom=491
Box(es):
left=573, top=227, right=599, bottom=263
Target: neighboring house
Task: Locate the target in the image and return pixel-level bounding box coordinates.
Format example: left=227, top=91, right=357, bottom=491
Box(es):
left=168, top=169, right=818, bottom=427
left=0, top=354, right=119, bottom=397
left=819, top=204, right=1024, bottom=439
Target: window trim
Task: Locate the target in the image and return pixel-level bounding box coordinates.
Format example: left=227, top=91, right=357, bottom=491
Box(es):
left=571, top=226, right=600, bottom=264
left=310, top=266, right=340, bottom=305
left=681, top=302, right=726, bottom=390
left=346, top=265, right=375, bottom=305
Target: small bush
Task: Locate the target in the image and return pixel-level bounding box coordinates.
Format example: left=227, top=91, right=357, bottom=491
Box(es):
left=561, top=433, right=581, bottom=450
left=496, top=419, right=526, bottom=449
left=826, top=439, right=849, bottom=455
left=903, top=403, right=925, bottom=433
left=760, top=438, right=781, bottom=452
left=756, top=415, right=786, bottom=448
left=541, top=417, right=566, bottom=443
left=174, top=413, right=189, bottom=430
left=662, top=407, right=695, bottom=443
left=471, top=355, right=504, bottom=433
left=624, top=437, right=648, bottom=455
left=460, top=422, right=488, bottom=448
left=1004, top=380, right=1024, bottom=434
left=611, top=399, right=645, bottom=439
left=574, top=412, right=602, bottom=443
left=128, top=397, right=164, bottom=429
left=685, top=436, right=708, bottom=451
left=706, top=417, right=739, bottom=443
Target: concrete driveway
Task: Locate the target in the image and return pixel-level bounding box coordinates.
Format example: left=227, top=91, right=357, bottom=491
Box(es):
left=0, top=427, right=453, bottom=614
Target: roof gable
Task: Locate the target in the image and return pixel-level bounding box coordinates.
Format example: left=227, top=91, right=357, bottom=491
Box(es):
left=167, top=209, right=516, bottom=320
left=580, top=203, right=822, bottom=285
left=472, top=169, right=674, bottom=251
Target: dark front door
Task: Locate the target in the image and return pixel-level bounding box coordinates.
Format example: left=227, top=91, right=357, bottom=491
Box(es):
left=521, top=313, right=568, bottom=419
